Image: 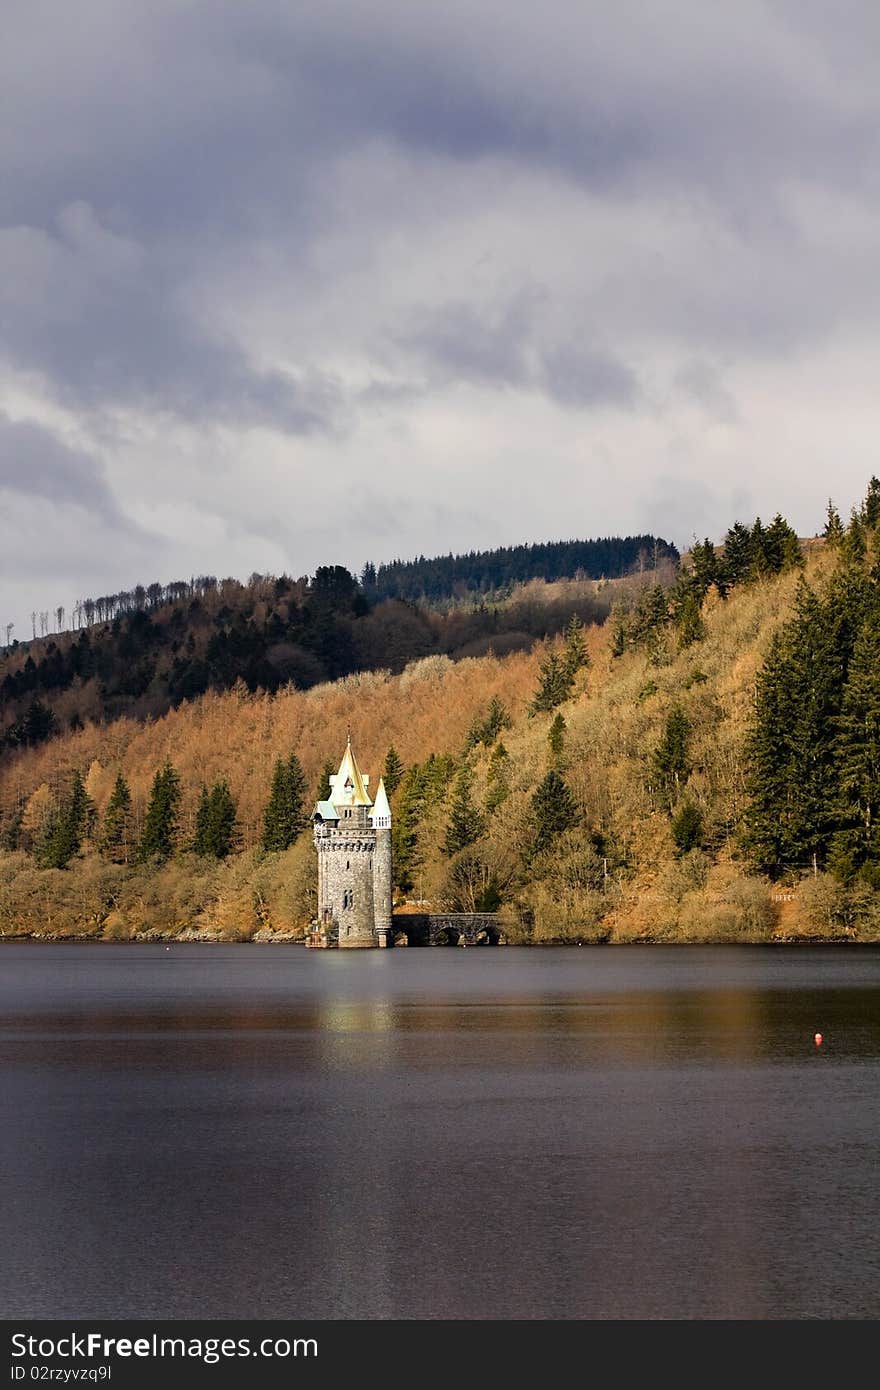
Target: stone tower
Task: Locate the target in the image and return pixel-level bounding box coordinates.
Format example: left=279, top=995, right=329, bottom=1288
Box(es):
left=312, top=738, right=393, bottom=948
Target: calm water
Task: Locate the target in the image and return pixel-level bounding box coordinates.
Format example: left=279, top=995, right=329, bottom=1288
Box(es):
left=1, top=943, right=879, bottom=1320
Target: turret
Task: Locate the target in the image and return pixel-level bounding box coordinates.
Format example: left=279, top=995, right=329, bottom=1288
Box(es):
left=312, top=739, right=393, bottom=947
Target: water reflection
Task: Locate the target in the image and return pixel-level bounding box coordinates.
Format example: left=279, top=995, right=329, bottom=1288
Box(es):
left=1, top=944, right=879, bottom=1318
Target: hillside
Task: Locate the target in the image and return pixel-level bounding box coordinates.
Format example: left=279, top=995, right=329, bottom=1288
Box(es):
left=0, top=537, right=675, bottom=751
left=1, top=490, right=878, bottom=943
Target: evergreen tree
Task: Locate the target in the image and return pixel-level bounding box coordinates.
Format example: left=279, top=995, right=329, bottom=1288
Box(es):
left=831, top=611, right=880, bottom=875
left=764, top=514, right=803, bottom=573
left=530, top=770, right=576, bottom=856
left=721, top=521, right=755, bottom=588
left=841, top=510, right=867, bottom=565
left=382, top=746, right=404, bottom=796
left=745, top=577, right=857, bottom=874
left=548, top=712, right=566, bottom=767
left=861, top=476, right=880, bottom=530
left=392, top=764, right=424, bottom=894
left=562, top=615, right=590, bottom=680
left=38, top=771, right=95, bottom=870
left=529, top=651, right=573, bottom=714
left=610, top=607, right=629, bottom=657
left=194, top=781, right=239, bottom=858
left=465, top=696, right=512, bottom=750
left=823, top=500, right=844, bottom=549
left=443, top=765, right=484, bottom=856
left=485, top=742, right=510, bottom=811
left=671, top=799, right=704, bottom=855
left=137, top=761, right=181, bottom=863
left=316, top=760, right=334, bottom=802
left=689, top=539, right=720, bottom=597
left=675, top=586, right=706, bottom=650
left=1, top=804, right=23, bottom=852
left=262, top=754, right=307, bottom=851
left=100, top=772, right=132, bottom=863
left=653, top=705, right=691, bottom=805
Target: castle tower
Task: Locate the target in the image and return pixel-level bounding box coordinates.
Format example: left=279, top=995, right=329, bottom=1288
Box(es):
left=312, top=738, right=393, bottom=948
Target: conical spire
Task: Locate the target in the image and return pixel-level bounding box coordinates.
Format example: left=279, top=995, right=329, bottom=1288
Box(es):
left=329, top=738, right=372, bottom=807
left=370, top=777, right=391, bottom=828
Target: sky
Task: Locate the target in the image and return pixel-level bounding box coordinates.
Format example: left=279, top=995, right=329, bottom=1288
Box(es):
left=3, top=0, right=880, bottom=639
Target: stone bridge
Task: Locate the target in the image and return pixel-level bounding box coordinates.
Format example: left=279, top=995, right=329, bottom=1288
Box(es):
left=393, top=913, right=503, bottom=946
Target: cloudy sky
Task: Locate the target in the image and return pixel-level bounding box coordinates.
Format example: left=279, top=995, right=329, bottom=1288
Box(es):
left=3, top=1, right=880, bottom=637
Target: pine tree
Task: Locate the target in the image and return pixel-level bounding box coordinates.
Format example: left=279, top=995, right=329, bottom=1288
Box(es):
left=653, top=705, right=691, bottom=806
left=530, top=770, right=576, bottom=856
left=831, top=611, right=880, bottom=874
left=261, top=754, right=307, bottom=852
left=764, top=514, right=803, bottom=574
left=689, top=539, right=719, bottom=597
left=392, top=764, right=424, bottom=894
left=548, top=712, right=566, bottom=767
left=675, top=586, right=706, bottom=650
left=316, top=760, right=334, bottom=802
left=745, top=577, right=855, bottom=874
left=1, top=804, right=23, bottom=852
left=823, top=500, right=844, bottom=549
left=610, top=607, right=629, bottom=657
left=193, top=781, right=239, bottom=858
left=38, top=771, right=96, bottom=870
left=137, top=762, right=181, bottom=863
left=443, top=765, right=484, bottom=856
left=529, top=651, right=573, bottom=714
left=841, top=510, right=867, bottom=565
left=861, top=476, right=880, bottom=531
left=721, top=521, right=755, bottom=588
left=382, top=746, right=404, bottom=796
left=100, top=772, right=132, bottom=863
left=485, top=742, right=510, bottom=811
left=562, top=615, right=590, bottom=680
left=671, top=800, right=704, bottom=855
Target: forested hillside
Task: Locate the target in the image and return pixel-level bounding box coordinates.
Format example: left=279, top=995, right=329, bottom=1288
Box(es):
left=1, top=488, right=879, bottom=943
left=0, top=536, right=674, bottom=753
left=365, top=535, right=678, bottom=601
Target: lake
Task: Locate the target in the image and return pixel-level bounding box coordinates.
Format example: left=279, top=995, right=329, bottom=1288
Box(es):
left=1, top=943, right=878, bottom=1319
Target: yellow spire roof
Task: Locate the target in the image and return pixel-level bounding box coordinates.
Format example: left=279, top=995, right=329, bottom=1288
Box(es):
left=329, top=736, right=372, bottom=808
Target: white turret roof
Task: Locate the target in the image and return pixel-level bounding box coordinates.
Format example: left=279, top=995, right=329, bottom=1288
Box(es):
left=369, top=777, right=391, bottom=827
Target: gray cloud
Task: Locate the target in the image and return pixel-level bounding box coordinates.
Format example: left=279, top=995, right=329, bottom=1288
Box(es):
left=3, top=1, right=880, bottom=635
left=0, top=412, right=123, bottom=520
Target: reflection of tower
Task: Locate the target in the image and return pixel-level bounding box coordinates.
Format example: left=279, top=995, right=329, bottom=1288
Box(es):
left=312, top=737, right=393, bottom=948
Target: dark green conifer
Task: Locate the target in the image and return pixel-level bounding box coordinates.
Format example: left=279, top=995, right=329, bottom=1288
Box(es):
left=548, top=712, right=566, bottom=767
left=485, top=742, right=510, bottom=810
left=193, top=780, right=239, bottom=858
left=562, top=615, right=590, bottom=680
left=720, top=521, right=754, bottom=588
left=38, top=770, right=96, bottom=869
left=671, top=799, right=704, bottom=855
left=529, top=651, right=573, bottom=714
left=137, top=761, right=181, bottom=863
left=653, top=705, right=691, bottom=806
left=530, top=770, right=576, bottom=856
left=443, top=765, right=484, bottom=856
left=100, top=772, right=132, bottom=862
left=382, top=746, right=404, bottom=796
left=823, top=500, right=844, bottom=549
left=832, top=612, right=880, bottom=874
left=261, top=754, right=307, bottom=852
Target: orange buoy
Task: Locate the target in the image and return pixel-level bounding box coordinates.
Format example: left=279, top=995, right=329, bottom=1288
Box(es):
left=814, top=1032, right=823, bottom=1046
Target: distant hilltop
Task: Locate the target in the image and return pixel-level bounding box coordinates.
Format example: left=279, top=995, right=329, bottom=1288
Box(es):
left=0, top=533, right=675, bottom=753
